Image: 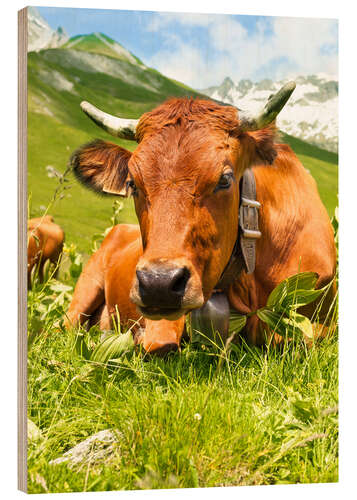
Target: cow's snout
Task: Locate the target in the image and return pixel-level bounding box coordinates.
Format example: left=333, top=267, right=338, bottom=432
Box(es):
left=130, top=260, right=204, bottom=320
left=136, top=266, right=190, bottom=308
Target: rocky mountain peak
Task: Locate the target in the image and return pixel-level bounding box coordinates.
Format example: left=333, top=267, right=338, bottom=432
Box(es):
left=28, top=7, right=69, bottom=52
left=202, top=74, right=338, bottom=152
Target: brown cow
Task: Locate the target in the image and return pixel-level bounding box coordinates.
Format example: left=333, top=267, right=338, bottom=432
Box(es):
left=66, top=223, right=185, bottom=354
left=66, top=83, right=336, bottom=353
left=28, top=215, right=64, bottom=287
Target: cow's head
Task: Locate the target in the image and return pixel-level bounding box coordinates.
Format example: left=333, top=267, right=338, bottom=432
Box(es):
left=71, top=83, right=295, bottom=321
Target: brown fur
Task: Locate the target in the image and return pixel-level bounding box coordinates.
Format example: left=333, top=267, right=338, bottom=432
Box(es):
left=27, top=216, right=65, bottom=287
left=67, top=97, right=336, bottom=351
left=65, top=224, right=185, bottom=353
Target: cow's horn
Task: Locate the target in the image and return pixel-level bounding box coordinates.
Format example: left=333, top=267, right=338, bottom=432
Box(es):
left=80, top=101, right=139, bottom=141
left=239, top=81, right=296, bottom=132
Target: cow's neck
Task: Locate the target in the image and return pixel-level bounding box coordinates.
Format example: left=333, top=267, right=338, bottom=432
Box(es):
left=215, top=168, right=262, bottom=290
left=228, top=150, right=309, bottom=314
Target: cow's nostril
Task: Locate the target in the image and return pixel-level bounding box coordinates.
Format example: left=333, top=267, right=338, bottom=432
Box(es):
left=170, top=267, right=190, bottom=295
left=136, top=266, right=190, bottom=308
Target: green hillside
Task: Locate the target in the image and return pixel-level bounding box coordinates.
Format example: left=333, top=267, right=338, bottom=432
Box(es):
left=62, top=33, right=144, bottom=65
left=28, top=41, right=338, bottom=255
left=281, top=132, right=338, bottom=216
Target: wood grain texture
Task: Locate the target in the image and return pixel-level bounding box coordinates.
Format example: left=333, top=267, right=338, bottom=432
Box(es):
left=18, top=7, right=28, bottom=493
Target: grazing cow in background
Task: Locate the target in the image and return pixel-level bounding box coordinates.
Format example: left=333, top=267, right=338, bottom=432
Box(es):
left=28, top=215, right=65, bottom=287
left=66, top=82, right=336, bottom=354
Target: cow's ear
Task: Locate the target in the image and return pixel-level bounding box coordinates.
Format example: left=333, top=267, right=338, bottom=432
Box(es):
left=245, top=125, right=277, bottom=166
left=70, top=139, right=132, bottom=197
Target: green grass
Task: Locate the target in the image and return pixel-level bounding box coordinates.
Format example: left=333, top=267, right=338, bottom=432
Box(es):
left=27, top=273, right=338, bottom=493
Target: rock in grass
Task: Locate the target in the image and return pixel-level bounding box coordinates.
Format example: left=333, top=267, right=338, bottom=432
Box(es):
left=49, top=429, right=122, bottom=468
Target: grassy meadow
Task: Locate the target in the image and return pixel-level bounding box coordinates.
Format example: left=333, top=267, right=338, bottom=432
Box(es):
left=27, top=40, right=338, bottom=492
left=27, top=268, right=338, bottom=492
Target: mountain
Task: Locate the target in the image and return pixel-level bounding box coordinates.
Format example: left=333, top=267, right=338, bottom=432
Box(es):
left=28, top=6, right=69, bottom=52
left=202, top=74, right=338, bottom=153
left=28, top=45, right=205, bottom=126
left=62, top=33, right=145, bottom=66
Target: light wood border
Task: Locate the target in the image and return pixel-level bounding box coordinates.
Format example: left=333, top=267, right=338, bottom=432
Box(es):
left=18, top=6, right=28, bottom=493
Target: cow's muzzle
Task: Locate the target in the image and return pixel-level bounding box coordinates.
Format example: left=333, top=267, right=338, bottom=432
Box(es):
left=137, top=266, right=190, bottom=308
left=130, top=261, right=204, bottom=320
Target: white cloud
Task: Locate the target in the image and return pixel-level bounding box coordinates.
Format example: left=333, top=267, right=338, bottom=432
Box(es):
left=145, top=13, right=338, bottom=88
left=150, top=41, right=208, bottom=88
left=147, top=12, right=223, bottom=31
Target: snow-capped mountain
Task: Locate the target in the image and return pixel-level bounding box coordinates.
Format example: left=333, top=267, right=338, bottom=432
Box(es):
left=28, top=7, right=68, bottom=52
left=203, top=75, right=338, bottom=152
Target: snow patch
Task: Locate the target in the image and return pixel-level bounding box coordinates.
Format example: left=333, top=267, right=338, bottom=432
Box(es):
left=31, top=95, right=54, bottom=117
left=204, top=75, right=338, bottom=152
left=45, top=50, right=158, bottom=93
left=38, top=69, right=77, bottom=94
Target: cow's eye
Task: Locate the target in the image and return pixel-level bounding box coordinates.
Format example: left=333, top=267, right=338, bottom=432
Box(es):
left=127, top=179, right=138, bottom=196
left=214, top=172, right=233, bottom=192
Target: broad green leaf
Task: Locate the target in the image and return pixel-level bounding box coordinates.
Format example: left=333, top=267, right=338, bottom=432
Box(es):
left=257, top=308, right=287, bottom=336
left=228, top=312, right=247, bottom=335
left=266, top=282, right=288, bottom=309
left=266, top=272, right=319, bottom=309
left=281, top=288, right=323, bottom=310
left=287, top=311, right=314, bottom=339
left=257, top=308, right=313, bottom=340
left=91, top=331, right=135, bottom=364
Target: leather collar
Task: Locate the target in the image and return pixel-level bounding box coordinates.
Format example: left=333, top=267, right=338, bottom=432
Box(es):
left=215, top=168, right=261, bottom=290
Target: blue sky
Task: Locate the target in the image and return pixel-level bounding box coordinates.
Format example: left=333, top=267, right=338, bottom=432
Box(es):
left=37, top=7, right=338, bottom=89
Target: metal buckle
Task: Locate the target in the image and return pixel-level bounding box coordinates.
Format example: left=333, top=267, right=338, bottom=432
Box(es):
left=242, top=228, right=262, bottom=239
left=239, top=197, right=262, bottom=240
left=240, top=197, right=261, bottom=209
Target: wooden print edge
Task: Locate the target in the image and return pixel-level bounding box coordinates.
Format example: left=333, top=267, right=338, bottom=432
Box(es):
left=18, top=6, right=28, bottom=494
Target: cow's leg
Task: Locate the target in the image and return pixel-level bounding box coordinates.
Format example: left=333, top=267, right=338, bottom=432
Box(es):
left=88, top=303, right=111, bottom=330
left=65, top=250, right=105, bottom=329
